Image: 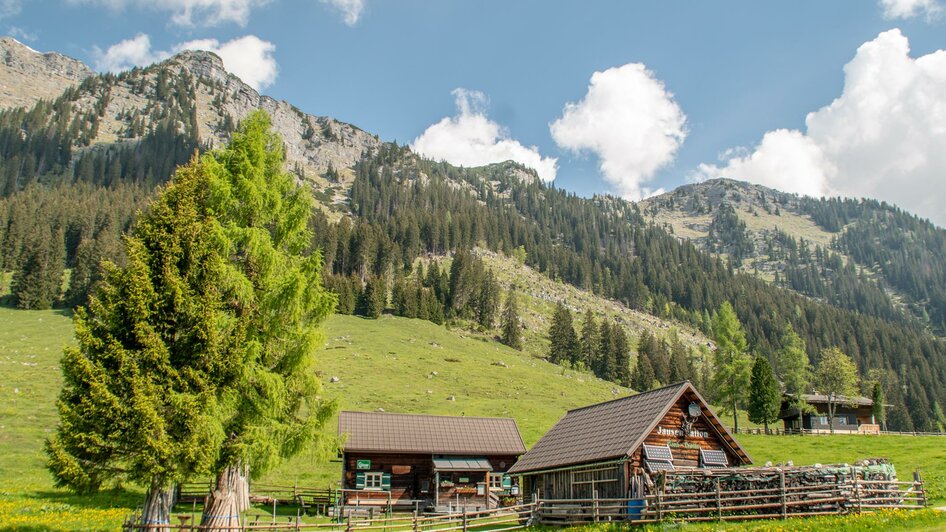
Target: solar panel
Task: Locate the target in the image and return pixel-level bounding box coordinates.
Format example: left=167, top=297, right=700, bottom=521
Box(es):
left=643, top=444, right=674, bottom=462
left=645, top=460, right=675, bottom=472
left=700, top=449, right=728, bottom=468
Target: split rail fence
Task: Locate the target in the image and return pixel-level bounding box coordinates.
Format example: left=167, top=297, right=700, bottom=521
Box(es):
left=534, top=476, right=927, bottom=526
left=122, top=502, right=536, bottom=532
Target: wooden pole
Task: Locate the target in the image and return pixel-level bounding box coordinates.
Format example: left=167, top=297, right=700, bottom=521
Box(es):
left=593, top=489, right=599, bottom=523
left=779, top=468, right=786, bottom=520
left=715, top=477, right=722, bottom=521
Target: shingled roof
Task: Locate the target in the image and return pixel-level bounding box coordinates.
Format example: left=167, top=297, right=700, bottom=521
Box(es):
left=508, top=381, right=750, bottom=474
left=338, top=411, right=526, bottom=455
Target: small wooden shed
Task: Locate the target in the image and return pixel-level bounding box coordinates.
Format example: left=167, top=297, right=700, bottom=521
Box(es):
left=338, top=411, right=526, bottom=512
left=507, top=381, right=751, bottom=500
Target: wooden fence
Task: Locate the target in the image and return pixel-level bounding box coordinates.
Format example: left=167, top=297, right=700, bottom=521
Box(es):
left=728, top=427, right=946, bottom=436
left=177, top=483, right=336, bottom=515
left=534, top=476, right=926, bottom=526
left=121, top=502, right=536, bottom=531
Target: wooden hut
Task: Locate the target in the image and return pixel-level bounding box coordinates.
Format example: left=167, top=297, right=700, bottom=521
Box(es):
left=338, top=411, right=526, bottom=512
left=779, top=393, right=879, bottom=433
left=507, top=381, right=751, bottom=500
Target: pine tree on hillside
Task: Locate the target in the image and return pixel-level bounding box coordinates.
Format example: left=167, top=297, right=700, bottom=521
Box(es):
left=578, top=309, right=598, bottom=370
left=547, top=302, right=577, bottom=365
left=871, top=381, right=886, bottom=431
left=711, top=302, right=753, bottom=432
left=748, top=356, right=781, bottom=432
left=632, top=350, right=656, bottom=392
left=594, top=320, right=613, bottom=377
left=499, top=288, right=522, bottom=350
left=476, top=270, right=500, bottom=328
left=607, top=323, right=631, bottom=387
left=12, top=226, right=65, bottom=310
left=357, top=275, right=386, bottom=318
left=668, top=330, right=695, bottom=383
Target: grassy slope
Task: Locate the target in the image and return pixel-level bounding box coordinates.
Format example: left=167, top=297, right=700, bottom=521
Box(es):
left=1, top=308, right=943, bottom=530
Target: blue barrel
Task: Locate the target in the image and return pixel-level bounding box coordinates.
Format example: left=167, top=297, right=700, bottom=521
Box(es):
left=627, top=499, right=645, bottom=520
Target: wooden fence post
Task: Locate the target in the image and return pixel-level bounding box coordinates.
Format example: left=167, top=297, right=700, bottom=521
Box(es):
left=412, top=509, right=418, bottom=532
left=462, top=509, right=468, bottom=532
left=346, top=512, right=353, bottom=532
left=779, top=468, right=786, bottom=520
left=593, top=489, right=599, bottom=523
left=715, top=477, right=722, bottom=522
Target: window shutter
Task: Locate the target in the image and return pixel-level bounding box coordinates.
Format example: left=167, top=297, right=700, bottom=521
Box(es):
left=501, top=475, right=511, bottom=489
left=355, top=472, right=366, bottom=489
left=381, top=473, right=392, bottom=490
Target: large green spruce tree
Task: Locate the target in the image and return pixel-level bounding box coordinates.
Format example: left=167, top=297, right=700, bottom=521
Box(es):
left=45, top=111, right=337, bottom=527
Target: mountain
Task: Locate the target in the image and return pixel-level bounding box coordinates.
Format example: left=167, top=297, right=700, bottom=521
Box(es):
left=0, top=37, right=93, bottom=110
left=1, top=46, right=945, bottom=432
left=640, top=178, right=946, bottom=333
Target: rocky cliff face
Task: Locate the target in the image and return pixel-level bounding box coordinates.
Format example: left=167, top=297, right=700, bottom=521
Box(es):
left=0, top=36, right=93, bottom=109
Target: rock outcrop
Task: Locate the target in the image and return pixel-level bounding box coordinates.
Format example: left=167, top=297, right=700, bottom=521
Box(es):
left=0, top=36, right=93, bottom=109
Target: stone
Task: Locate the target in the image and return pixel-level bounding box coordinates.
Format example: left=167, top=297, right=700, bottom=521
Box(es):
left=329, top=376, right=340, bottom=383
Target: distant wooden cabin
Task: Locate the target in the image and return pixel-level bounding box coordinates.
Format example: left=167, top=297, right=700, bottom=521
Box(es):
left=507, top=381, right=751, bottom=500
left=779, top=393, right=879, bottom=434
left=338, top=411, right=526, bottom=512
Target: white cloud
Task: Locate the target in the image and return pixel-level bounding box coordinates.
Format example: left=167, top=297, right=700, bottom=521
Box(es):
left=694, top=129, right=833, bottom=197
left=550, top=63, right=687, bottom=200
left=7, top=26, right=37, bottom=42
left=93, top=33, right=162, bottom=72
left=69, top=0, right=271, bottom=27
left=320, top=0, right=364, bottom=26
left=698, top=29, right=946, bottom=226
left=879, top=0, right=942, bottom=20
left=0, top=0, right=21, bottom=19
left=412, top=89, right=558, bottom=182
left=93, top=33, right=278, bottom=90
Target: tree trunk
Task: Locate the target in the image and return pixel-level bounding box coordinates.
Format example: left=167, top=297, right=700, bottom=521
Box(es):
left=200, top=463, right=250, bottom=530
left=140, top=479, right=176, bottom=531
left=732, top=400, right=739, bottom=433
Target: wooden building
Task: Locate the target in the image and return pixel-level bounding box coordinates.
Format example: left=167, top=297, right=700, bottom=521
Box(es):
left=338, top=411, right=526, bottom=512
left=507, top=381, right=751, bottom=500
left=779, top=393, right=879, bottom=433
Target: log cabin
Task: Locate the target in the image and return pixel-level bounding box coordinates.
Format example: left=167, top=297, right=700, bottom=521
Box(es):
left=507, top=381, right=751, bottom=500
left=338, top=411, right=526, bottom=512
left=779, top=393, right=880, bottom=433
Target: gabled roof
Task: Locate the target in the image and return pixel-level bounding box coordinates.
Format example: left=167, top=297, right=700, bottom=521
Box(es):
left=507, top=381, right=750, bottom=474
left=786, top=393, right=873, bottom=407
left=338, top=411, right=526, bottom=455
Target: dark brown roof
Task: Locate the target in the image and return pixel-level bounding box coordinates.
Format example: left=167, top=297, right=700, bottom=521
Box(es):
left=508, top=381, right=751, bottom=474
left=793, top=393, right=873, bottom=406
left=338, top=411, right=526, bottom=455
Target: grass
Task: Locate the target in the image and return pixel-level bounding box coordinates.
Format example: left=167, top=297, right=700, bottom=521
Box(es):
left=1, top=307, right=944, bottom=530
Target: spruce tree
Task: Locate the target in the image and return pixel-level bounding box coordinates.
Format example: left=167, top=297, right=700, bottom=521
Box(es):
left=632, top=350, right=656, bottom=392
left=608, top=324, right=631, bottom=386
left=499, top=288, right=522, bottom=350
left=547, top=302, right=577, bottom=365
left=578, top=309, right=598, bottom=370
left=748, top=356, right=781, bottom=432
left=871, top=381, right=886, bottom=431
left=711, top=302, right=753, bottom=432
left=12, top=226, right=65, bottom=309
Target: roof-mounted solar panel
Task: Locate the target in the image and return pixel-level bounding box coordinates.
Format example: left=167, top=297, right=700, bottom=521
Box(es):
left=643, top=444, right=674, bottom=462
left=645, top=459, right=675, bottom=473
left=700, top=448, right=728, bottom=468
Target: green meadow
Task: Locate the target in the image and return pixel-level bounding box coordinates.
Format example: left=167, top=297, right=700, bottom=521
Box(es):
left=1, top=308, right=943, bottom=530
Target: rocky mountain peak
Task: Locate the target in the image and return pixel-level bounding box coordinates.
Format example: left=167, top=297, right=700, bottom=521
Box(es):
left=158, top=49, right=229, bottom=84
left=0, top=36, right=93, bottom=109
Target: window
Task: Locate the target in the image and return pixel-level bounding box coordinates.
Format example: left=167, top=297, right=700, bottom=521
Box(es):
left=364, top=472, right=384, bottom=490
left=489, top=475, right=506, bottom=489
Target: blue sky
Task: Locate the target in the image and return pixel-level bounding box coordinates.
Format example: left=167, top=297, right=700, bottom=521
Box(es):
left=4, top=1, right=946, bottom=223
